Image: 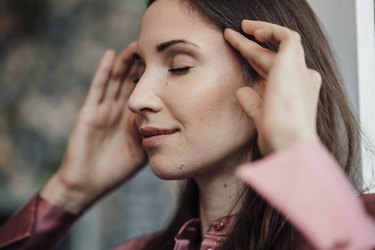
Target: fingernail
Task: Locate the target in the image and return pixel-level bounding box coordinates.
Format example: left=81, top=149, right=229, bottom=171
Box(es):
left=224, top=28, right=238, bottom=36
left=241, top=19, right=253, bottom=29
left=224, top=28, right=233, bottom=38
left=224, top=28, right=232, bottom=33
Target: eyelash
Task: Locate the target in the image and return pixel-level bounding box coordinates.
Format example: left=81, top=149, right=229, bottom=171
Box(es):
left=133, top=66, right=191, bottom=84
left=168, top=66, right=191, bottom=74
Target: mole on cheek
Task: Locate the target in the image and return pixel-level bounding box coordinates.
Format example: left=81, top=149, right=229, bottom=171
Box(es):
left=165, top=82, right=169, bottom=86
left=179, top=163, right=184, bottom=170
left=223, top=183, right=227, bottom=188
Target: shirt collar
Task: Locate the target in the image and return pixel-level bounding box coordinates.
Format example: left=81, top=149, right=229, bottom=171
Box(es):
left=174, top=214, right=238, bottom=250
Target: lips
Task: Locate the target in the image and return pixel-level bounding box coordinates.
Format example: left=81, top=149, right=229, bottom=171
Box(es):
left=139, top=127, right=179, bottom=138
left=139, top=127, right=179, bottom=148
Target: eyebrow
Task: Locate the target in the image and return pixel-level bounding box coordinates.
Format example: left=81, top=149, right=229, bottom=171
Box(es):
left=156, top=39, right=199, bottom=52
left=132, top=39, right=200, bottom=61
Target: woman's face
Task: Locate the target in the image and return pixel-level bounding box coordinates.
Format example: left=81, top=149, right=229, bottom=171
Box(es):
left=128, top=0, right=255, bottom=179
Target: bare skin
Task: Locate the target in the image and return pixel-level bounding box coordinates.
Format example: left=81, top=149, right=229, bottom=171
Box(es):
left=40, top=14, right=320, bottom=244
left=129, top=0, right=255, bottom=234
left=41, top=43, right=147, bottom=214
left=196, top=164, right=245, bottom=234
left=225, top=20, right=321, bottom=156
left=195, top=20, right=322, bottom=235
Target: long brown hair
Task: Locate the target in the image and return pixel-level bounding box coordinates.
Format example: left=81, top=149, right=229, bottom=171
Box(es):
left=144, top=0, right=362, bottom=249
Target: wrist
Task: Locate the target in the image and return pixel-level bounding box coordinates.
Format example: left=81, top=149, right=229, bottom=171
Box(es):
left=270, top=132, right=320, bottom=153
left=40, top=174, right=94, bottom=215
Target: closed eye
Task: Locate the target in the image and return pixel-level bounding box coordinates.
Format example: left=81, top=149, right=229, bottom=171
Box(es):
left=168, top=66, right=191, bottom=74
left=133, top=66, right=191, bottom=84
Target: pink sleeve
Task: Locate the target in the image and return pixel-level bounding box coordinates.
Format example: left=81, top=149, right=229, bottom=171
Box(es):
left=0, top=194, right=79, bottom=250
left=236, top=142, right=375, bottom=250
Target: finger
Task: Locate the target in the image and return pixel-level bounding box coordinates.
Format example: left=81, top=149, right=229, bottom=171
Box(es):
left=236, top=86, right=262, bottom=131
left=309, top=69, right=322, bottom=89
left=244, top=20, right=307, bottom=69
left=85, top=50, right=116, bottom=105
left=105, top=42, right=138, bottom=101
left=242, top=20, right=304, bottom=58
left=242, top=20, right=300, bottom=46
left=308, top=69, right=322, bottom=113
left=120, top=62, right=140, bottom=101
left=225, top=28, right=274, bottom=78
left=115, top=42, right=137, bottom=80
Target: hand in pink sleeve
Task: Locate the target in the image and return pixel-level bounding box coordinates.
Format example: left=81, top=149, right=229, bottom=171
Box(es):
left=236, top=142, right=375, bottom=250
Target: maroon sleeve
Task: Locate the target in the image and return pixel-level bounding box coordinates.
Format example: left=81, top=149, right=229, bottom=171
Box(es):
left=113, top=233, right=159, bottom=250
left=0, top=194, right=79, bottom=250
left=361, top=193, right=375, bottom=219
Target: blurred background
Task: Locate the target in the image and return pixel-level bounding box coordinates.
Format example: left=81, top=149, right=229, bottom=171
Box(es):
left=0, top=0, right=374, bottom=249
left=0, top=0, right=177, bottom=249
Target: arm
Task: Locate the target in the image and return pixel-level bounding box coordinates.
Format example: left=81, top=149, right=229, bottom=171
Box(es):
left=0, top=43, right=147, bottom=249
left=237, top=141, right=375, bottom=250
left=225, top=20, right=375, bottom=249
left=0, top=195, right=78, bottom=250
left=40, top=43, right=146, bottom=215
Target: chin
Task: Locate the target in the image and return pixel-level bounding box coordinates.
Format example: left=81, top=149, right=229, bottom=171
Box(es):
left=150, top=164, right=187, bottom=180
left=149, top=158, right=193, bottom=180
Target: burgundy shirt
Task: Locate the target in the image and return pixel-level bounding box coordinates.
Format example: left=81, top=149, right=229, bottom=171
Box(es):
left=1, top=142, right=375, bottom=250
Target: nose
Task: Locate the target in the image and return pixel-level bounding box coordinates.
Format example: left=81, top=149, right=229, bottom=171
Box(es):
left=127, top=74, right=163, bottom=115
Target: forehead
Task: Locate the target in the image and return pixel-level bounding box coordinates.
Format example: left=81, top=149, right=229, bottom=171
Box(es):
left=138, top=0, right=221, bottom=53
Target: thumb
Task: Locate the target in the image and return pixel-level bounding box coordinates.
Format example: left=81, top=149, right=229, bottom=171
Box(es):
left=236, top=86, right=262, bottom=131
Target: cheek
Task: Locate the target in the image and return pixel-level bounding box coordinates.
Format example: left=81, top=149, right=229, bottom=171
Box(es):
left=194, top=87, right=227, bottom=124
left=167, top=76, right=229, bottom=126
left=149, top=76, right=255, bottom=179
left=173, top=72, right=252, bottom=138
left=192, top=72, right=245, bottom=122
left=168, top=64, right=249, bottom=133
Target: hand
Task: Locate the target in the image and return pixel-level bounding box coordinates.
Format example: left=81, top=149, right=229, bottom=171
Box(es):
left=224, top=20, right=322, bottom=155
left=41, top=43, right=147, bottom=214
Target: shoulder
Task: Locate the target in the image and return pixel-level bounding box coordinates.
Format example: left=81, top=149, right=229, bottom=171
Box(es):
left=359, top=193, right=375, bottom=218
left=112, top=232, right=160, bottom=250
